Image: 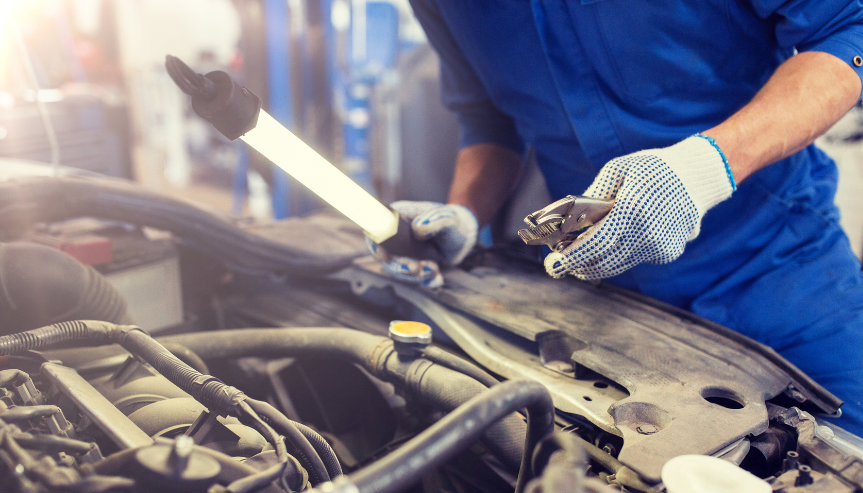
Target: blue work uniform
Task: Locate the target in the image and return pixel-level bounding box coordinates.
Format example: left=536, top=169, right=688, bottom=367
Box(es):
left=408, top=0, right=863, bottom=435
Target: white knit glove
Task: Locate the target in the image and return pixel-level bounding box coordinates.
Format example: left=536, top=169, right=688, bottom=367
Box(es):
left=545, top=135, right=736, bottom=280
left=366, top=201, right=478, bottom=288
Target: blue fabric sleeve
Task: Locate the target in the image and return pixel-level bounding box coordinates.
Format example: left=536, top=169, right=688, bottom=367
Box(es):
left=748, top=0, right=863, bottom=99
left=408, top=0, right=525, bottom=153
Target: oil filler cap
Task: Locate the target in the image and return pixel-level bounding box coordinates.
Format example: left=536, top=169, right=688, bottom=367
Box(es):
left=389, top=321, right=432, bottom=356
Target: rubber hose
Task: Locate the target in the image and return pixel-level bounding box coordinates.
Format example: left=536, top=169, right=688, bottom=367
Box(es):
left=159, top=341, right=209, bottom=375
left=345, top=380, right=555, bottom=493
left=246, top=398, right=340, bottom=480
left=404, top=363, right=524, bottom=470
left=158, top=329, right=527, bottom=469
left=422, top=346, right=499, bottom=388
left=0, top=243, right=130, bottom=336
left=530, top=433, right=588, bottom=478
left=0, top=176, right=360, bottom=276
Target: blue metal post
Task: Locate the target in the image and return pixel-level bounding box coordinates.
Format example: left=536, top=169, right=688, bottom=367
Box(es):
left=264, top=0, right=294, bottom=219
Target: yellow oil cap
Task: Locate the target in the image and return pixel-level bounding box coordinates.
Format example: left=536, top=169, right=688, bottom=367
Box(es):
left=388, top=320, right=432, bottom=345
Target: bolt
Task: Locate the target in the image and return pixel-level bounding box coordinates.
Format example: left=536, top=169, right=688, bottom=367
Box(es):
left=169, top=435, right=194, bottom=474
left=795, top=465, right=814, bottom=487
left=636, top=424, right=659, bottom=435
left=783, top=451, right=800, bottom=473
left=601, top=443, right=617, bottom=456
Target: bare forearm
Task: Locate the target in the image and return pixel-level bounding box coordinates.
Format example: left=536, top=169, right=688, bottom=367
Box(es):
left=447, top=143, right=523, bottom=226
left=703, top=51, right=861, bottom=183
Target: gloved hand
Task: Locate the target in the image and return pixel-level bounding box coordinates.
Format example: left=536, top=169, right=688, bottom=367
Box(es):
left=366, top=201, right=478, bottom=288
left=545, top=134, right=736, bottom=280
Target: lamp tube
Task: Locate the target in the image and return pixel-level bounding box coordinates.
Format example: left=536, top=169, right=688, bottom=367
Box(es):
left=241, top=110, right=399, bottom=243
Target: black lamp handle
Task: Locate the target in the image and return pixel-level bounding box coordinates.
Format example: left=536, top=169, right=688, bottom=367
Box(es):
left=377, top=217, right=446, bottom=264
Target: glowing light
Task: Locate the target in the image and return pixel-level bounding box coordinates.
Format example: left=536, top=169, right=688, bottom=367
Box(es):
left=241, top=110, right=399, bottom=242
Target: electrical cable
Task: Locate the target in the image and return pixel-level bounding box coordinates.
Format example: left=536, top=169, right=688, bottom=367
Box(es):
left=233, top=400, right=294, bottom=492
left=246, top=398, right=342, bottom=480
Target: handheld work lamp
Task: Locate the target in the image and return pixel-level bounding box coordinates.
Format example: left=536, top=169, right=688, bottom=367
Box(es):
left=165, top=55, right=442, bottom=262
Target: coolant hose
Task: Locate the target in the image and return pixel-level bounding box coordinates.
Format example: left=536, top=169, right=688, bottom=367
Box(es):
left=0, top=243, right=130, bottom=335
left=329, top=380, right=554, bottom=493
left=421, top=345, right=499, bottom=388
left=158, top=328, right=529, bottom=471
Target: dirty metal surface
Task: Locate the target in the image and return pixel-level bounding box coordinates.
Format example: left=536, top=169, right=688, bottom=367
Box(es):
left=259, top=216, right=841, bottom=482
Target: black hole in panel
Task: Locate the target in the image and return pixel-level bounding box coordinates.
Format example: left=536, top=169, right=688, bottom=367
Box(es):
left=704, top=395, right=744, bottom=410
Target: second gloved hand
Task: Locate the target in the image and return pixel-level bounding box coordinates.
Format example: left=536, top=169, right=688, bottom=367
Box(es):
left=545, top=134, right=736, bottom=280
left=366, top=201, right=478, bottom=288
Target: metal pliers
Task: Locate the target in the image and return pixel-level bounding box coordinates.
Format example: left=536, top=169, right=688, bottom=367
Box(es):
left=517, top=195, right=615, bottom=252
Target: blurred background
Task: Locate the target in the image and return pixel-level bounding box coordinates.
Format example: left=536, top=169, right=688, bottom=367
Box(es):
left=2, top=0, right=863, bottom=256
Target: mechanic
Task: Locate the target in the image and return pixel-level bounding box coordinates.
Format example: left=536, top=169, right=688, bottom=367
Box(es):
left=367, top=2, right=863, bottom=435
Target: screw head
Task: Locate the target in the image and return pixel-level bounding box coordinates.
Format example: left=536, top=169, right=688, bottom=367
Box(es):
left=636, top=424, right=659, bottom=435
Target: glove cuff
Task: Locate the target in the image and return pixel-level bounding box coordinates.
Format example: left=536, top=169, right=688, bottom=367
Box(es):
left=659, top=135, right=735, bottom=218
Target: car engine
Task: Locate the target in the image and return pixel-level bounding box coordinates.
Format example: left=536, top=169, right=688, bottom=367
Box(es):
left=0, top=173, right=862, bottom=493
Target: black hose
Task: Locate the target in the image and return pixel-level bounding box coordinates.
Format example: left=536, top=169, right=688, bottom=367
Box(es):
left=246, top=398, right=338, bottom=482
left=0, top=176, right=360, bottom=276
left=345, top=380, right=554, bottom=493
left=160, top=341, right=209, bottom=375
left=159, top=327, right=382, bottom=364
left=421, top=346, right=499, bottom=388
left=0, top=243, right=130, bottom=336
left=530, top=433, right=588, bottom=478
left=158, top=328, right=527, bottom=469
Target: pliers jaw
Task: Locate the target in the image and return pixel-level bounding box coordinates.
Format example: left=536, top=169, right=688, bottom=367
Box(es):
left=517, top=195, right=614, bottom=252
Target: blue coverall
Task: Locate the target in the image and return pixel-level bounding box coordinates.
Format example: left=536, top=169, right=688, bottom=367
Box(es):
left=408, top=0, right=863, bottom=435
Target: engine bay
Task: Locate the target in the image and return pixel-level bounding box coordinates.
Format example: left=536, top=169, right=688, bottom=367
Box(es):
left=0, top=174, right=862, bottom=493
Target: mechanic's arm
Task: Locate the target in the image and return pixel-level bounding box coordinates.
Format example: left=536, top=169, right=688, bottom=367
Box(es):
left=704, top=51, right=861, bottom=183
left=547, top=51, right=863, bottom=281
left=447, top=143, right=523, bottom=227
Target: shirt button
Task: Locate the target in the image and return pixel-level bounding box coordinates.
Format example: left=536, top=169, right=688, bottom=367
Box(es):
left=854, top=55, right=863, bottom=67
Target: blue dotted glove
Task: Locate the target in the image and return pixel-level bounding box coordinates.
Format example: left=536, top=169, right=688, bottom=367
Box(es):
left=366, top=201, right=478, bottom=288
left=545, top=135, right=736, bottom=280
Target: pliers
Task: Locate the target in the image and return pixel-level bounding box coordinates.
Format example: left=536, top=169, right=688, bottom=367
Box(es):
left=517, top=195, right=615, bottom=252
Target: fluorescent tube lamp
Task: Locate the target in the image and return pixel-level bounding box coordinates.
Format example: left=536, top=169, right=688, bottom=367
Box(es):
left=241, top=111, right=398, bottom=242
left=165, top=55, right=441, bottom=260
